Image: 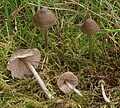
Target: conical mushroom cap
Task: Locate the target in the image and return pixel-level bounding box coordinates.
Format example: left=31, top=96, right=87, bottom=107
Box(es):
left=7, top=48, right=41, bottom=79
left=57, top=72, right=78, bottom=93
left=33, top=7, right=57, bottom=28
left=81, top=19, right=100, bottom=36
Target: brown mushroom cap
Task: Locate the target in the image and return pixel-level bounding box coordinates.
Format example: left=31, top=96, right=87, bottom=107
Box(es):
left=81, top=19, right=100, bottom=36
left=57, top=72, right=78, bottom=93
left=7, top=48, right=41, bottom=79
left=32, top=7, right=57, bottom=28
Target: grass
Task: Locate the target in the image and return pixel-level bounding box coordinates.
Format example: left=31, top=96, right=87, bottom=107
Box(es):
left=0, top=0, right=120, bottom=107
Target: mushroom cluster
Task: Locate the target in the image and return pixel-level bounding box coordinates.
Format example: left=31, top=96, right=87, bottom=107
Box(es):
left=6, top=7, right=111, bottom=103
left=7, top=48, right=111, bottom=102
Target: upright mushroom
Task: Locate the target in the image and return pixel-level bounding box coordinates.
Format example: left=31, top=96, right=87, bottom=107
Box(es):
left=7, top=48, right=54, bottom=99
left=81, top=19, right=100, bottom=60
left=99, top=80, right=110, bottom=103
left=33, top=7, right=57, bottom=52
left=57, top=72, right=82, bottom=97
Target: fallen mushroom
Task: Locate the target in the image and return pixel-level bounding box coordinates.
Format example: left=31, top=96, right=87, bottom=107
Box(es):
left=7, top=48, right=54, bottom=99
left=57, top=72, right=82, bottom=97
left=32, top=7, right=57, bottom=52
left=81, top=19, right=100, bottom=60
left=99, top=80, right=110, bottom=103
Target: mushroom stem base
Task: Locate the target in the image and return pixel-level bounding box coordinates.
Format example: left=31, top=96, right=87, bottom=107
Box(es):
left=25, top=61, right=54, bottom=99
left=101, top=84, right=110, bottom=103
left=66, top=81, right=83, bottom=97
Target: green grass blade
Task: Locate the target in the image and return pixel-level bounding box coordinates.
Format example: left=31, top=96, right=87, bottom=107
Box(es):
left=3, top=0, right=10, bottom=35
left=30, top=0, right=35, bottom=14
left=38, top=0, right=41, bottom=10
left=98, top=29, right=120, bottom=33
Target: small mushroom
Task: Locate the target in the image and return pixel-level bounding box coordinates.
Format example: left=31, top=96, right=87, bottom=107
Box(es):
left=81, top=19, right=100, bottom=60
left=99, top=80, right=110, bottom=103
left=57, top=72, right=82, bottom=97
left=33, top=7, right=57, bottom=52
left=7, top=48, right=54, bottom=99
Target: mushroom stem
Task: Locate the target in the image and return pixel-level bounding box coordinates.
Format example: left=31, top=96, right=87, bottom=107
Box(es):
left=101, top=83, right=110, bottom=103
left=88, top=35, right=92, bottom=60
left=66, top=81, right=83, bottom=97
left=24, top=61, right=54, bottom=99
left=44, top=28, right=48, bottom=52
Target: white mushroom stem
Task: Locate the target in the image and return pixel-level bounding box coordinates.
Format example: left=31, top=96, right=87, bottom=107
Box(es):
left=101, top=83, right=110, bottom=103
left=24, top=61, right=54, bottom=99
left=66, top=81, right=83, bottom=97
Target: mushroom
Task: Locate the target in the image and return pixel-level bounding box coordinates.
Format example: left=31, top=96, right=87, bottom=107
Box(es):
left=81, top=19, right=100, bottom=60
left=7, top=48, right=54, bottom=99
left=32, top=7, right=57, bottom=52
left=57, top=72, right=82, bottom=97
left=99, top=80, right=110, bottom=103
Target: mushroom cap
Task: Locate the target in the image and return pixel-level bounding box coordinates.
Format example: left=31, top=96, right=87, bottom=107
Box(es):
left=81, top=19, right=100, bottom=36
left=32, top=7, right=57, bottom=28
left=57, top=72, right=78, bottom=93
left=7, top=48, right=41, bottom=79
left=99, top=80, right=105, bottom=86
